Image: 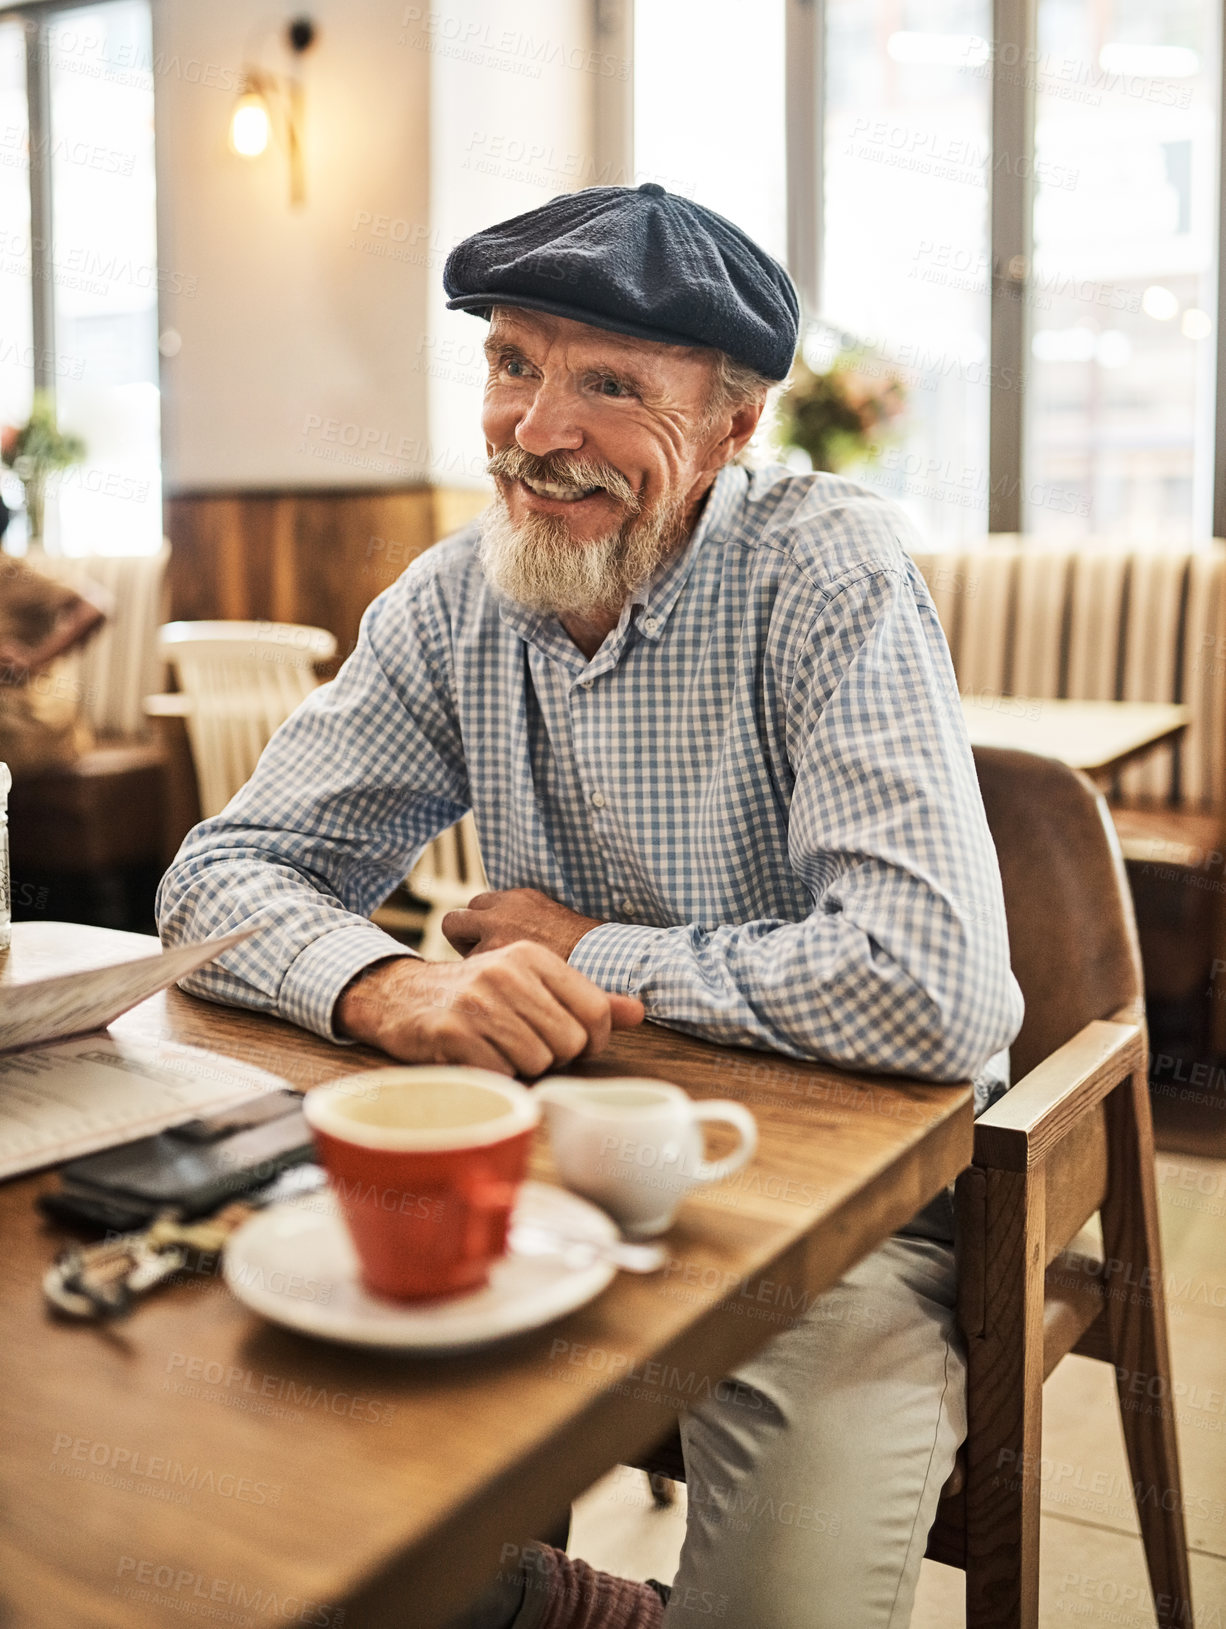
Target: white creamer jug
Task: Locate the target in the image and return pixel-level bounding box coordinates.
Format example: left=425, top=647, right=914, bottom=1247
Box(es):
left=536, top=1077, right=758, bottom=1237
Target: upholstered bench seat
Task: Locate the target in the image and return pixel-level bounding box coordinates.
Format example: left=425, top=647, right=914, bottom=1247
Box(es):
left=4, top=549, right=171, bottom=916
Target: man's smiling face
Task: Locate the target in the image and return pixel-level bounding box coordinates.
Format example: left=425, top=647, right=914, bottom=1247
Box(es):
left=477, top=307, right=746, bottom=620
left=482, top=306, right=725, bottom=543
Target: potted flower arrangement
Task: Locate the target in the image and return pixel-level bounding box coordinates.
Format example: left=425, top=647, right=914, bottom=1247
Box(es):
left=776, top=348, right=906, bottom=473
left=0, top=394, right=86, bottom=552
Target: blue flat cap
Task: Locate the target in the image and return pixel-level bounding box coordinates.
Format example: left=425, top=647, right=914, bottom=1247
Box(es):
left=443, top=184, right=799, bottom=382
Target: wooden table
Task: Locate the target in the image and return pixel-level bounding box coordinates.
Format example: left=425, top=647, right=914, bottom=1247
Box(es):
left=961, top=696, right=1190, bottom=784
left=0, top=923, right=973, bottom=1629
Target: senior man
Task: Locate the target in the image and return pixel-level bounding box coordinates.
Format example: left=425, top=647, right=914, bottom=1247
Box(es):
left=159, top=184, right=1022, bottom=1629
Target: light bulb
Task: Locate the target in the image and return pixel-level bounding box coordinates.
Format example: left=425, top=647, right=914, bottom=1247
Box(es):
left=230, top=91, right=271, bottom=158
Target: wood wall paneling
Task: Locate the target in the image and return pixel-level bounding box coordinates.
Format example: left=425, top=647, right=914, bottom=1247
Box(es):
left=163, top=487, right=490, bottom=672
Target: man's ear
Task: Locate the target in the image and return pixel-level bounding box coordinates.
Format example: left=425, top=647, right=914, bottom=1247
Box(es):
left=728, top=399, right=765, bottom=458
left=706, top=398, right=766, bottom=473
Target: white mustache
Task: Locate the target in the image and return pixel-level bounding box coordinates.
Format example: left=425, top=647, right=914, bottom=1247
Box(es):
left=487, top=449, right=640, bottom=512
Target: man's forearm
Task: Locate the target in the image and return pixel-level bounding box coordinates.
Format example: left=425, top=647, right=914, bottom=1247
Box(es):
left=157, top=846, right=416, bottom=1041
left=569, top=905, right=1023, bottom=1085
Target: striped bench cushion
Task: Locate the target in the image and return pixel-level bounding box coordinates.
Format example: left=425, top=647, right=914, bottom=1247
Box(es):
left=911, top=541, right=1226, bottom=812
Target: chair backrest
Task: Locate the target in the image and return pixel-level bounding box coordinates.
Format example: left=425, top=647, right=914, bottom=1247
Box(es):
left=974, top=745, right=1144, bottom=1081
left=159, top=619, right=337, bottom=818
left=409, top=813, right=486, bottom=904
left=913, top=540, right=1226, bottom=810
left=33, top=547, right=170, bottom=739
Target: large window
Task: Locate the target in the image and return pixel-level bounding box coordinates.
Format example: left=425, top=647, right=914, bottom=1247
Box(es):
left=0, top=0, right=160, bottom=555
left=634, top=0, right=787, bottom=265
left=820, top=0, right=993, bottom=542
left=1027, top=0, right=1218, bottom=539
left=633, top=0, right=1222, bottom=544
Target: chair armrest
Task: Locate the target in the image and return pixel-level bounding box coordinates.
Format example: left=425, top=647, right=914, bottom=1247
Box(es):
left=972, top=1018, right=1145, bottom=1171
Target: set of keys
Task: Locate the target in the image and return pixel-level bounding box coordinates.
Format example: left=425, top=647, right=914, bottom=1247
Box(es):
left=44, top=1206, right=256, bottom=1320
left=42, top=1164, right=327, bottom=1321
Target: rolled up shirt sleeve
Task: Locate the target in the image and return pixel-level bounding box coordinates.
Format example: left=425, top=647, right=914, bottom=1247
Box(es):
left=156, top=565, right=470, bottom=1040
left=569, top=560, right=1023, bottom=1095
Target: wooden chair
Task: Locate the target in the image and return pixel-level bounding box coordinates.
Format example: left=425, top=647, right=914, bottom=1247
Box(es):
left=630, top=745, right=1193, bottom=1629
left=146, top=619, right=337, bottom=820
left=146, top=622, right=484, bottom=957
left=407, top=813, right=488, bottom=960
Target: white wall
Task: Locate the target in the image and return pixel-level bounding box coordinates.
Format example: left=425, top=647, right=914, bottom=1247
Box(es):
left=154, top=0, right=431, bottom=491
left=153, top=0, right=601, bottom=493
left=426, top=0, right=605, bottom=488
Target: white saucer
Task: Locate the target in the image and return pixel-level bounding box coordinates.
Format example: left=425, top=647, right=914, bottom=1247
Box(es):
left=223, top=1180, right=618, bottom=1352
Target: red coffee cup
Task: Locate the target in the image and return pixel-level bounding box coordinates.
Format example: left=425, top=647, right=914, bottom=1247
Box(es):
left=303, top=1067, right=540, bottom=1301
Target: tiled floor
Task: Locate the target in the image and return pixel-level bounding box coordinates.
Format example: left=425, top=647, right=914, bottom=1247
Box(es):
left=568, top=1147, right=1226, bottom=1626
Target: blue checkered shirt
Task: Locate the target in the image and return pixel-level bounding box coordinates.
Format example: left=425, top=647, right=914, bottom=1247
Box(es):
left=158, top=464, right=1022, bottom=1109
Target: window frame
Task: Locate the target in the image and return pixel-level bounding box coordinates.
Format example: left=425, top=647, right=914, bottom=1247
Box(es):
left=1, top=0, right=101, bottom=403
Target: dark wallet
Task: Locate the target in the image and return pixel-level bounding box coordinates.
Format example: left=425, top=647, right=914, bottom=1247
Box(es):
left=38, top=1090, right=315, bottom=1233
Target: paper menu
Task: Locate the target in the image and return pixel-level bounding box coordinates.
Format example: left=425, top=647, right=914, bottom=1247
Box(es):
left=0, top=930, right=253, bottom=1055
left=0, top=1032, right=291, bottom=1179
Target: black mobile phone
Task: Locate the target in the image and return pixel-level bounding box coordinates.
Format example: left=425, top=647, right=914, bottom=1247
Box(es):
left=41, top=1090, right=314, bottom=1230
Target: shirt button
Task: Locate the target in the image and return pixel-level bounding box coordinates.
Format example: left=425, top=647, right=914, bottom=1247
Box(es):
left=621, top=899, right=636, bottom=915
left=590, top=791, right=606, bottom=809
left=642, top=616, right=659, bottom=633
left=580, top=679, right=594, bottom=690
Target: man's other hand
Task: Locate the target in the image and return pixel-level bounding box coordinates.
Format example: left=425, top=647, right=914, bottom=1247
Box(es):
left=442, top=888, right=604, bottom=961
left=334, top=944, right=644, bottom=1076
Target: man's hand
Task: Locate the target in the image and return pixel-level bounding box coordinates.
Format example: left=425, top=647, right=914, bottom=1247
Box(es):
left=442, top=888, right=604, bottom=961
left=334, top=943, right=644, bottom=1076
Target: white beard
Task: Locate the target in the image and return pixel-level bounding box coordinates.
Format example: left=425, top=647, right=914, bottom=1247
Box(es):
left=476, top=488, right=687, bottom=618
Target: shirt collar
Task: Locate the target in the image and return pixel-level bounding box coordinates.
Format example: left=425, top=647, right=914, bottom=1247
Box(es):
left=496, top=462, right=749, bottom=653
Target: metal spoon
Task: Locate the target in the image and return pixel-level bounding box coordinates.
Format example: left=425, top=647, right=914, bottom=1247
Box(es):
left=508, top=1222, right=666, bottom=1274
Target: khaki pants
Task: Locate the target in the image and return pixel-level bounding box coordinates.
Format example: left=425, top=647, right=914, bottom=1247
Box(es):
left=662, top=1225, right=965, bottom=1629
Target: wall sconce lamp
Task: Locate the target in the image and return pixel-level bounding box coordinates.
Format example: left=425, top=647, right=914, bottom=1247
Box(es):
left=229, top=17, right=317, bottom=206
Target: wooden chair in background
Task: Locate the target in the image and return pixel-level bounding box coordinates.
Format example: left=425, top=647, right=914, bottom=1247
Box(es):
left=145, top=620, right=485, bottom=956
left=631, top=746, right=1192, bottom=1629
left=406, top=813, right=488, bottom=960
left=146, top=619, right=337, bottom=829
